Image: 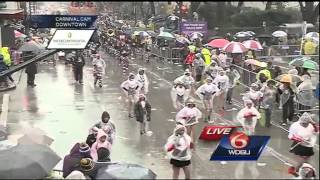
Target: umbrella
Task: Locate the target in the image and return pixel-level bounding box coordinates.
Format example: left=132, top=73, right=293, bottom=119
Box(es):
left=256, top=33, right=272, bottom=38
left=276, top=74, right=302, bottom=83
left=176, top=37, right=191, bottom=45
left=289, top=57, right=319, bottom=70
left=95, top=163, right=157, bottom=179
left=272, top=30, right=287, bottom=37
left=245, top=59, right=267, bottom=67
left=208, top=36, right=224, bottom=41
left=157, top=31, right=175, bottom=40
left=304, top=32, right=319, bottom=43
left=18, top=127, right=54, bottom=146
left=223, top=41, right=248, bottom=53
left=207, top=39, right=230, bottom=48
left=18, top=40, right=45, bottom=53
left=14, top=30, right=27, bottom=38
left=289, top=56, right=313, bottom=66
left=146, top=30, right=157, bottom=37
left=139, top=31, right=150, bottom=37
left=0, top=144, right=61, bottom=179
left=246, top=31, right=256, bottom=36
left=168, top=15, right=179, bottom=21
left=243, top=40, right=263, bottom=50
left=234, top=31, right=252, bottom=38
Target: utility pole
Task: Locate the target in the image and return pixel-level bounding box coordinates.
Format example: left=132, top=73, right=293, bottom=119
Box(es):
left=134, top=2, right=137, bottom=27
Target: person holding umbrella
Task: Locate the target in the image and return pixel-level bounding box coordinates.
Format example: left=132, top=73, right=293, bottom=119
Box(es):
left=287, top=112, right=318, bottom=177
left=277, top=78, right=296, bottom=126
left=165, top=124, right=192, bottom=180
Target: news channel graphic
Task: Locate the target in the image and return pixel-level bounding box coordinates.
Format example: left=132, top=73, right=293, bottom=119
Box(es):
left=30, top=15, right=97, bottom=29
left=210, top=131, right=270, bottom=161
left=199, top=125, right=241, bottom=141
left=47, top=29, right=95, bottom=49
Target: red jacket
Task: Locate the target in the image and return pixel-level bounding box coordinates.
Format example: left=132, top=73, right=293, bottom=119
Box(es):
left=184, top=53, right=195, bottom=65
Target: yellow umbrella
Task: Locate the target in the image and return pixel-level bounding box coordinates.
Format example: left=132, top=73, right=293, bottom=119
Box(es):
left=276, top=74, right=302, bottom=83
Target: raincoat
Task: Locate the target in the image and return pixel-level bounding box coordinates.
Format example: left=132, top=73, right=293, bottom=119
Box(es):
left=303, top=41, right=317, bottom=55
left=92, top=57, right=106, bottom=75
left=164, top=125, right=192, bottom=161
left=135, top=68, right=149, bottom=94
left=121, top=78, right=140, bottom=97
left=204, top=63, right=219, bottom=80
left=173, top=74, right=195, bottom=90
left=288, top=113, right=318, bottom=148
left=236, top=102, right=261, bottom=135
left=242, top=88, right=263, bottom=107
left=0, top=47, right=11, bottom=66
left=201, top=48, right=211, bottom=66
left=256, top=69, right=272, bottom=82
left=195, top=82, right=219, bottom=101
left=176, top=106, right=202, bottom=126
left=296, top=76, right=316, bottom=107
left=90, top=129, right=112, bottom=161
left=171, top=83, right=189, bottom=109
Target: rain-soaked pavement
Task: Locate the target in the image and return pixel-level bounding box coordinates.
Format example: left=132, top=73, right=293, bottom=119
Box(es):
left=1, top=50, right=319, bottom=179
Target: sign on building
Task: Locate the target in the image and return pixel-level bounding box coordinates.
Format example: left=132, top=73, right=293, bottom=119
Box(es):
left=180, top=21, right=207, bottom=36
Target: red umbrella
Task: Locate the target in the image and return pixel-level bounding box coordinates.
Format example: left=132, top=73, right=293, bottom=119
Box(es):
left=207, top=39, right=230, bottom=48
left=243, top=40, right=263, bottom=50
left=222, top=41, right=248, bottom=53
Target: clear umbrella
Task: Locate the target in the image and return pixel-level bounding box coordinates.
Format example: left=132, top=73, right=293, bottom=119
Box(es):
left=95, top=162, right=157, bottom=179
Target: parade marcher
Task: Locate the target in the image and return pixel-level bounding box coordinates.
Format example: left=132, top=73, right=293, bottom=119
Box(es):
left=89, top=111, right=116, bottom=145
left=213, top=68, right=229, bottom=114
left=236, top=100, right=261, bottom=135
left=193, top=53, right=205, bottom=82
left=204, top=61, right=219, bottom=80
left=90, top=129, right=112, bottom=162
left=121, top=73, right=141, bottom=118
left=134, top=94, right=152, bottom=135
left=92, top=54, right=106, bottom=87
left=62, top=142, right=91, bottom=178
left=260, top=80, right=277, bottom=127
left=176, top=98, right=202, bottom=145
left=297, top=75, right=316, bottom=113
left=225, top=66, right=240, bottom=104
left=135, top=68, right=149, bottom=95
left=278, top=81, right=295, bottom=126
left=165, top=124, right=192, bottom=180
left=242, top=83, right=263, bottom=108
left=210, top=49, right=220, bottom=66
left=218, top=50, right=227, bottom=69
left=184, top=51, right=196, bottom=72
left=288, top=112, right=318, bottom=177
left=174, top=69, right=195, bottom=97
left=71, top=51, right=85, bottom=84
left=23, top=51, right=37, bottom=87
left=171, top=80, right=189, bottom=110
left=195, top=77, right=219, bottom=122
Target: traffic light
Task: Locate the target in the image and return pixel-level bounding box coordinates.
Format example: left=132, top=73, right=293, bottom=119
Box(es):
left=180, top=5, right=188, bottom=14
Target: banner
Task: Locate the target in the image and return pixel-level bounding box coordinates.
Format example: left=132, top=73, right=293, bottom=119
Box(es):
left=47, top=30, right=94, bottom=49
left=180, top=21, right=207, bottom=36
left=30, top=15, right=97, bottom=28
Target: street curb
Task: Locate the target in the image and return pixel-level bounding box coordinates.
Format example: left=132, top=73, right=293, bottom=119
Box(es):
left=0, top=94, right=10, bottom=141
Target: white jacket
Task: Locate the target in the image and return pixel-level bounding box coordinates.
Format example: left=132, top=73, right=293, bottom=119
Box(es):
left=195, top=83, right=219, bottom=100
left=176, top=106, right=202, bottom=126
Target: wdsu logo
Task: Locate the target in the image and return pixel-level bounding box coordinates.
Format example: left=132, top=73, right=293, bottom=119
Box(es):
left=210, top=132, right=270, bottom=161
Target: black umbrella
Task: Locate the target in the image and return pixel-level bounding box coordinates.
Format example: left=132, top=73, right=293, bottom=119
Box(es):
left=95, top=162, right=157, bottom=179
left=0, top=144, right=61, bottom=179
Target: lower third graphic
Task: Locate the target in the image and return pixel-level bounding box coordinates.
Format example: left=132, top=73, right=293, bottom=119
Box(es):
left=210, top=132, right=270, bottom=161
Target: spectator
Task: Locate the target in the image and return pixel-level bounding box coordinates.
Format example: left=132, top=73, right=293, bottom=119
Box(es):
left=278, top=81, right=295, bottom=126
left=90, top=129, right=112, bottom=161
left=24, top=51, right=37, bottom=87
left=134, top=94, right=152, bottom=135
left=193, top=53, right=205, bottom=82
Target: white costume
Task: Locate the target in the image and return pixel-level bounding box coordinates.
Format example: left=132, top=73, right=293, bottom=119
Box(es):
left=171, top=83, right=189, bottom=110
left=92, top=57, right=106, bottom=75
left=236, top=100, right=261, bottom=135
left=164, top=125, right=192, bottom=161
left=176, top=106, right=202, bottom=126
left=242, top=83, right=263, bottom=107
left=121, top=75, right=140, bottom=102
left=135, top=68, right=149, bottom=94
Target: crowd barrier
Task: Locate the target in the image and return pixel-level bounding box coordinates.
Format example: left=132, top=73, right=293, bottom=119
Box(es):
left=149, top=45, right=185, bottom=63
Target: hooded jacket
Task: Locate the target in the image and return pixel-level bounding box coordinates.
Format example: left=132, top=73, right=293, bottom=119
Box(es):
left=134, top=94, right=152, bottom=123
left=121, top=74, right=140, bottom=95
left=90, top=129, right=112, bottom=161
left=176, top=106, right=202, bottom=126
left=62, top=143, right=91, bottom=178
left=165, top=125, right=192, bottom=161
left=136, top=68, right=149, bottom=94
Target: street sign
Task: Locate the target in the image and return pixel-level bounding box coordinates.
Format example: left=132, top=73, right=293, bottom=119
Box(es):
left=47, top=29, right=94, bottom=49
left=30, top=15, right=97, bottom=28
left=180, top=21, right=207, bottom=36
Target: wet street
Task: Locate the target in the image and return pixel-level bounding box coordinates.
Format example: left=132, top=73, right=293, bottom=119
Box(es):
left=1, top=51, right=319, bottom=179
